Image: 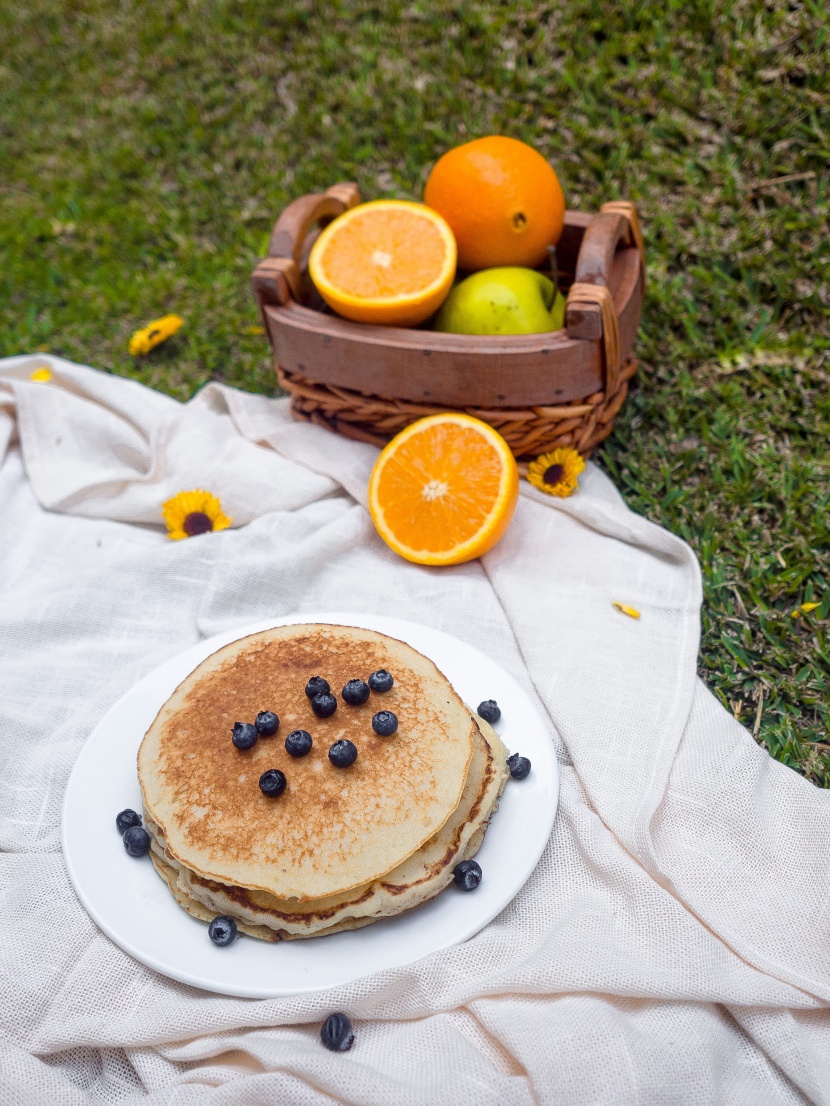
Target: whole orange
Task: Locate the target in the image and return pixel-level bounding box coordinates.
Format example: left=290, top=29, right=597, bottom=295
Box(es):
left=424, top=135, right=565, bottom=272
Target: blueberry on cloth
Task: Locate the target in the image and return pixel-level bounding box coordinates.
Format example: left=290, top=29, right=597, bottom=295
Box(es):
left=329, top=740, right=358, bottom=768
left=123, top=826, right=151, bottom=857
left=208, top=915, right=237, bottom=946
left=259, top=769, right=287, bottom=798
left=232, top=722, right=258, bottom=750
left=477, top=700, right=501, bottom=724
left=453, top=859, right=482, bottom=891
left=507, top=753, right=531, bottom=780
left=285, top=730, right=313, bottom=757
left=115, top=809, right=142, bottom=835
left=368, top=669, right=394, bottom=693
left=321, top=1012, right=355, bottom=1052
left=305, top=676, right=330, bottom=700
left=372, top=710, right=398, bottom=737
left=312, top=692, right=337, bottom=719
left=255, top=711, right=280, bottom=737
left=342, top=679, right=370, bottom=706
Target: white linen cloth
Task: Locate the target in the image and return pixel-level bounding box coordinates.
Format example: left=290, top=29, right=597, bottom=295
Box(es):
left=1, top=353, right=829, bottom=1106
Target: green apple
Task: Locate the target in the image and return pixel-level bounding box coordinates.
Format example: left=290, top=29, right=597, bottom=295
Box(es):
left=433, top=267, right=565, bottom=335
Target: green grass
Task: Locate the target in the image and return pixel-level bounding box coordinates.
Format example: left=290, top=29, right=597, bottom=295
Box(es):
left=1, top=1, right=828, bottom=780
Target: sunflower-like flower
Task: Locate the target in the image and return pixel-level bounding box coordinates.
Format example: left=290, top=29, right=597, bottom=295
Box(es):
left=162, top=490, right=232, bottom=540
left=129, top=314, right=184, bottom=357
left=526, top=447, right=585, bottom=498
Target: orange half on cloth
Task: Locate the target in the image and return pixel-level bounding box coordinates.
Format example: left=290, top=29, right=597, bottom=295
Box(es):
left=368, top=414, right=518, bottom=566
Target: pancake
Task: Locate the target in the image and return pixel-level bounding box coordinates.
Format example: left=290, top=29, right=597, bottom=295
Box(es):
left=138, top=624, right=477, bottom=902
left=144, top=716, right=508, bottom=939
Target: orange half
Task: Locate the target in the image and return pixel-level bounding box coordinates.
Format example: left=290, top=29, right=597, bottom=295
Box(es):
left=308, top=200, right=457, bottom=327
left=368, top=414, right=519, bottom=566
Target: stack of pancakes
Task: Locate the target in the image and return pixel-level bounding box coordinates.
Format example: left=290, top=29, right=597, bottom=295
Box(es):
left=138, top=624, right=508, bottom=940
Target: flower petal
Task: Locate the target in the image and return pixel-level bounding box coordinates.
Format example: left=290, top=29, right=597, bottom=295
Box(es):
left=612, top=601, right=641, bottom=619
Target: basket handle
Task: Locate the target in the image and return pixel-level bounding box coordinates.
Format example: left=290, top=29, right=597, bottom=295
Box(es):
left=566, top=202, right=644, bottom=396
left=252, top=182, right=361, bottom=309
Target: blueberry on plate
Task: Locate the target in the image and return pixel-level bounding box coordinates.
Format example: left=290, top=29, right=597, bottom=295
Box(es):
left=329, top=739, right=357, bottom=768
left=255, top=710, right=280, bottom=737
left=305, top=676, right=330, bottom=700
left=507, top=753, right=531, bottom=780
left=115, top=808, right=142, bottom=835
left=477, top=699, right=501, bottom=724
left=123, top=825, right=151, bottom=857
left=342, top=678, right=370, bottom=706
left=372, top=710, right=398, bottom=737
left=231, top=722, right=258, bottom=750
left=208, top=915, right=238, bottom=946
left=285, top=729, right=313, bottom=757
left=259, top=769, right=287, bottom=798
left=320, top=1012, right=355, bottom=1052
left=312, top=691, right=337, bottom=719
left=452, top=859, right=482, bottom=891
left=368, top=669, right=394, bottom=693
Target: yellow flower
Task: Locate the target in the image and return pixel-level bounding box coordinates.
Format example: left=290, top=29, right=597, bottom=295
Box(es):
left=526, top=447, right=586, bottom=497
left=162, top=489, right=232, bottom=540
left=30, top=367, right=52, bottom=383
left=242, top=325, right=265, bottom=335
left=791, top=601, right=821, bottom=618
left=129, top=314, right=184, bottom=357
left=612, top=601, right=641, bottom=619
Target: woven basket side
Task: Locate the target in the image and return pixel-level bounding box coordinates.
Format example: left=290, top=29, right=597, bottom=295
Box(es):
left=277, top=357, right=638, bottom=461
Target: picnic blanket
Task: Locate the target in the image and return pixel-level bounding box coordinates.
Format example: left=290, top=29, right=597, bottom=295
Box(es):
left=1, top=353, right=829, bottom=1106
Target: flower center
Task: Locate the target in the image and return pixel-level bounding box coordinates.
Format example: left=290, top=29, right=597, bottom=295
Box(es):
left=542, top=463, right=564, bottom=486
left=183, top=511, right=214, bottom=536
left=422, top=479, right=449, bottom=501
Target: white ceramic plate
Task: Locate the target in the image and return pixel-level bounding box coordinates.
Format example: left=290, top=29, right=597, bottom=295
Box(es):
left=62, top=613, right=559, bottom=998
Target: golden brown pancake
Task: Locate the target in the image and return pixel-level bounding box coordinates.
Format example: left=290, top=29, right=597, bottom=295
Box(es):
left=144, top=717, right=507, bottom=939
left=138, top=624, right=477, bottom=902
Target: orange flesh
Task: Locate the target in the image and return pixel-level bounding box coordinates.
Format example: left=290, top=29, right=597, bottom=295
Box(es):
left=319, top=209, right=448, bottom=299
left=378, top=424, right=504, bottom=552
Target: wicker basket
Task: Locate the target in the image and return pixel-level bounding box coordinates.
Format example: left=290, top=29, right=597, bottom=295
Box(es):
left=252, top=183, right=644, bottom=461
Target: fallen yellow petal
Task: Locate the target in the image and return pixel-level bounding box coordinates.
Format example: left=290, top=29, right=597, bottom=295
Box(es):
left=800, top=602, right=821, bottom=613
left=242, top=325, right=265, bottom=335
left=613, top=601, right=641, bottom=619
left=30, top=367, right=52, bottom=382
left=129, top=314, right=184, bottom=357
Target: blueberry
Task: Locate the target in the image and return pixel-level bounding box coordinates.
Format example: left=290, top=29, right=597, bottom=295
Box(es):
left=312, top=691, right=337, bottom=718
left=342, top=679, right=370, bottom=706
left=285, top=729, right=313, bottom=757
left=259, top=769, right=287, bottom=798
left=255, top=710, right=280, bottom=737
left=507, top=753, right=531, bottom=780
left=368, top=669, right=394, bottom=693
left=123, top=826, right=151, bottom=857
left=372, top=710, right=398, bottom=737
left=116, top=808, right=142, bottom=835
left=453, top=859, right=482, bottom=891
left=329, top=739, right=357, bottom=768
left=477, top=699, right=501, bottom=724
left=208, top=915, right=238, bottom=946
left=305, top=676, right=330, bottom=700
left=320, top=1012, right=355, bottom=1052
left=232, top=722, right=258, bottom=750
